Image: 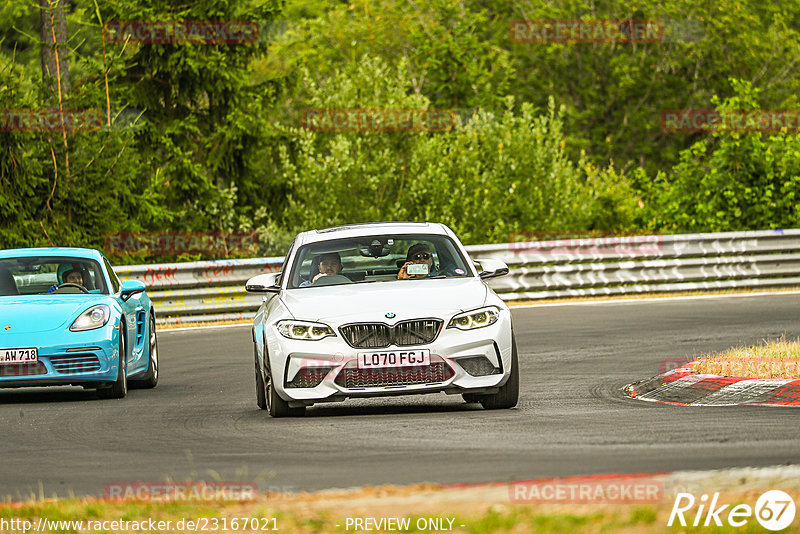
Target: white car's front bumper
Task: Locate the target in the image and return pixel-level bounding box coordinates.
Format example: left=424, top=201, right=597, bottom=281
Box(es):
left=265, top=309, right=514, bottom=406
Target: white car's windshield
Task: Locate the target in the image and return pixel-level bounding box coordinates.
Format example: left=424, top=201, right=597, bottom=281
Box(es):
left=287, top=234, right=472, bottom=289
left=0, top=257, right=109, bottom=296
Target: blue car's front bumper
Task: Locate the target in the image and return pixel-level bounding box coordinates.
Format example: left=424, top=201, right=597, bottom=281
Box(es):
left=0, top=329, right=119, bottom=388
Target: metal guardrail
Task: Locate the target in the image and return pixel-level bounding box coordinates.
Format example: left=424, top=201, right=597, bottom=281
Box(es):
left=116, top=257, right=283, bottom=324
left=116, top=229, right=800, bottom=324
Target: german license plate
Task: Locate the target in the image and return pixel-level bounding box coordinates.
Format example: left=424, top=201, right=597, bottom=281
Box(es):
left=357, top=349, right=430, bottom=369
left=0, top=347, right=38, bottom=364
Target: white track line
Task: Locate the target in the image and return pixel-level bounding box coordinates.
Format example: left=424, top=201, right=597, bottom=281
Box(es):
left=692, top=379, right=793, bottom=406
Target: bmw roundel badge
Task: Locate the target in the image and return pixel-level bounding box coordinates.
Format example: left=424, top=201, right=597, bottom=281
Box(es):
left=385, top=312, right=396, bottom=319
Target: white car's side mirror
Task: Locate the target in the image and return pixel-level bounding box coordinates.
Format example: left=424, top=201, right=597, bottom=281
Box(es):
left=474, top=259, right=509, bottom=279
left=245, top=273, right=281, bottom=293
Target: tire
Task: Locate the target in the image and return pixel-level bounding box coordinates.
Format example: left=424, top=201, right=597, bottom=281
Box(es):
left=260, top=345, right=305, bottom=418
left=129, top=313, right=159, bottom=389
left=479, top=334, right=519, bottom=410
left=98, top=332, right=127, bottom=399
left=255, top=345, right=267, bottom=410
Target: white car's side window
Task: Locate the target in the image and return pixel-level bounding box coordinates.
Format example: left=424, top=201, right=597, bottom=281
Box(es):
left=280, top=240, right=295, bottom=287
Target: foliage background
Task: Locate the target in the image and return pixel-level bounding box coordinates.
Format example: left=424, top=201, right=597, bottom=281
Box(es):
left=2, top=0, right=799, bottom=262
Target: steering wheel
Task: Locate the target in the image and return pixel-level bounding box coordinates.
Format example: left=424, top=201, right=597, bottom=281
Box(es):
left=437, top=263, right=461, bottom=276
left=54, top=283, right=89, bottom=294
left=311, top=274, right=353, bottom=286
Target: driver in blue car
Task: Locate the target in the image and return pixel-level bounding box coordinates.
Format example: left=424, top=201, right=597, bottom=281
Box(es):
left=47, top=265, right=86, bottom=293
left=300, top=253, right=343, bottom=287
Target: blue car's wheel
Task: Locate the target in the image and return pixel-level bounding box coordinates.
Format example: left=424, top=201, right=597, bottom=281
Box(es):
left=98, top=332, right=127, bottom=399
left=130, top=313, right=159, bottom=389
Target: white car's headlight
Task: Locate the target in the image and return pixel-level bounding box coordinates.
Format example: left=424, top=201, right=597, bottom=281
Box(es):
left=70, top=305, right=110, bottom=332
left=277, top=320, right=335, bottom=340
left=447, top=306, right=500, bottom=330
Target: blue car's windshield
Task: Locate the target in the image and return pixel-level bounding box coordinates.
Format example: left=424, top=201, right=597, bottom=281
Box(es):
left=0, top=257, right=109, bottom=296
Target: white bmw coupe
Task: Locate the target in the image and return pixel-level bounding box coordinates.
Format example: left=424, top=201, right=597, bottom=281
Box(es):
left=246, top=222, right=518, bottom=417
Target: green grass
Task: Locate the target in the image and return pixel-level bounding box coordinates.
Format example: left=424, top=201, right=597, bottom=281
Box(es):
left=689, top=335, right=800, bottom=379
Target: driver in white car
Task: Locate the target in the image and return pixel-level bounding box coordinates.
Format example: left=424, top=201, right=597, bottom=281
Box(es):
left=300, top=253, right=343, bottom=287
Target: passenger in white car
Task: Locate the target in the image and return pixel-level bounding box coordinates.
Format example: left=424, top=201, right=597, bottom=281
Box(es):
left=397, top=243, right=435, bottom=279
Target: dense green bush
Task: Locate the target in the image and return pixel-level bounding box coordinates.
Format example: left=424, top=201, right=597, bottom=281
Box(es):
left=645, top=80, right=800, bottom=232
left=269, top=56, right=640, bottom=246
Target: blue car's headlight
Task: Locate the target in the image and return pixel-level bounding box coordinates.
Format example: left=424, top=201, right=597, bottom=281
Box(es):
left=447, top=306, right=500, bottom=330
left=276, top=320, right=335, bottom=340
left=70, top=305, right=110, bottom=332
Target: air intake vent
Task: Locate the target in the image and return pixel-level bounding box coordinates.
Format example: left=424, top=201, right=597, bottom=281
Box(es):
left=49, top=354, right=101, bottom=374
left=334, top=361, right=453, bottom=388
left=285, top=367, right=333, bottom=388
left=456, top=356, right=501, bottom=377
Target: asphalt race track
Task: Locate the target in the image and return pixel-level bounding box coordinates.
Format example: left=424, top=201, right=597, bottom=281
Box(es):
left=2, top=293, right=800, bottom=500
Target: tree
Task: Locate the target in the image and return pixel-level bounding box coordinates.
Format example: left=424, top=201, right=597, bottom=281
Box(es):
left=39, top=0, right=70, bottom=100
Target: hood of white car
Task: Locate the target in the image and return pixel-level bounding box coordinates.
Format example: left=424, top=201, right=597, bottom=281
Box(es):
left=281, top=278, right=488, bottom=324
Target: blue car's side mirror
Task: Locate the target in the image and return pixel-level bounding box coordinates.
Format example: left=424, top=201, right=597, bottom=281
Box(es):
left=120, top=279, right=146, bottom=301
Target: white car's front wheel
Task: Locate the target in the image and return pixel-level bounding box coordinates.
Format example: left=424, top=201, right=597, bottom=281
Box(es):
left=257, top=344, right=305, bottom=418
left=464, top=334, right=519, bottom=409
left=254, top=345, right=267, bottom=410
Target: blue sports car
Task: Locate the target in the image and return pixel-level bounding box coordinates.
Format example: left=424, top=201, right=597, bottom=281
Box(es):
left=0, top=248, right=158, bottom=398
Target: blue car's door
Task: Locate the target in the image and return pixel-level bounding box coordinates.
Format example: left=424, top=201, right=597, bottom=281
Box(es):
left=103, top=257, right=148, bottom=375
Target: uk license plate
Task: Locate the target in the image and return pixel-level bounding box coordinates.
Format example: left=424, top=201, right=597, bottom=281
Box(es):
left=357, top=349, right=430, bottom=369
left=0, top=347, right=38, bottom=364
